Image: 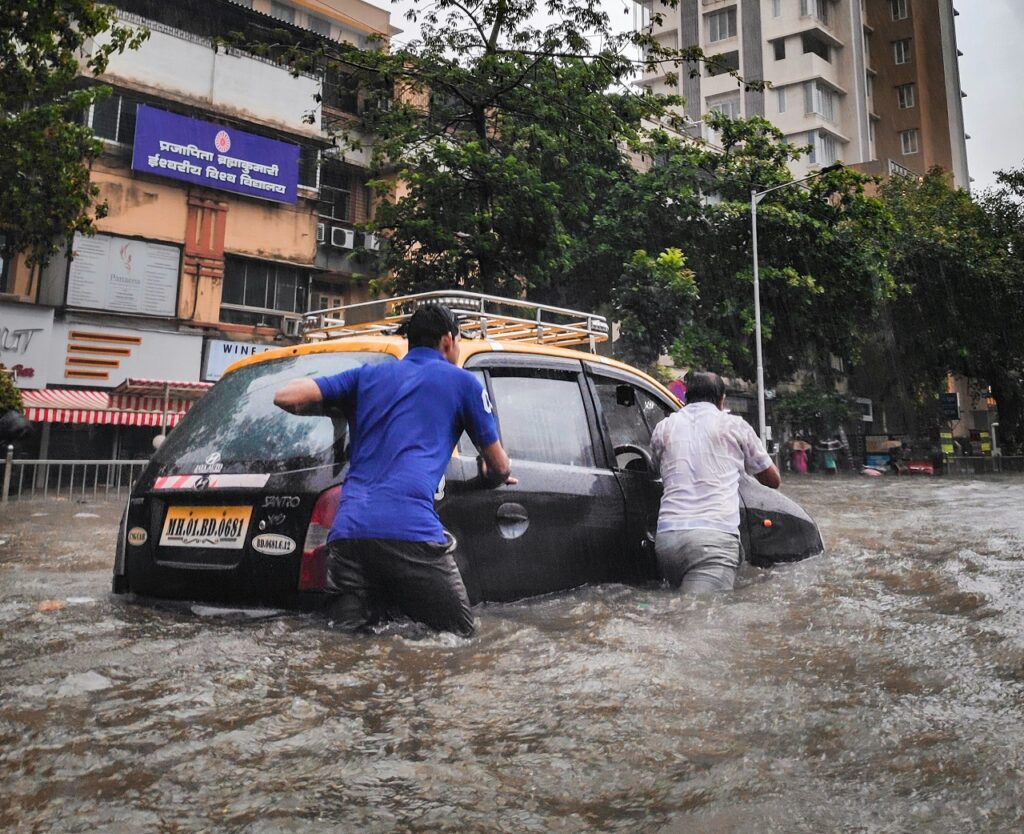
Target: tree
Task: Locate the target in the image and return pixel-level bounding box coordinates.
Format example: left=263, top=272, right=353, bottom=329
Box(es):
left=600, top=114, right=895, bottom=384
left=611, top=248, right=698, bottom=367
left=246, top=0, right=759, bottom=310
left=772, top=384, right=852, bottom=438
left=0, top=1, right=148, bottom=283
left=879, top=167, right=1024, bottom=450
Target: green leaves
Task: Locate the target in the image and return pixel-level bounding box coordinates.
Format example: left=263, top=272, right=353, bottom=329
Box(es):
left=611, top=248, right=698, bottom=368
left=0, top=1, right=149, bottom=273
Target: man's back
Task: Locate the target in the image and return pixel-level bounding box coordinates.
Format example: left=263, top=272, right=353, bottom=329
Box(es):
left=652, top=402, right=772, bottom=535
left=317, top=347, right=496, bottom=542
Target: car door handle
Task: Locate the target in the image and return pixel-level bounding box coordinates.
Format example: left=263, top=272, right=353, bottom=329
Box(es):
left=496, top=502, right=529, bottom=539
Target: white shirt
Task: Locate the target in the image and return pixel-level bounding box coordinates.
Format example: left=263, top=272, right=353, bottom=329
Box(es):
left=650, top=402, right=773, bottom=536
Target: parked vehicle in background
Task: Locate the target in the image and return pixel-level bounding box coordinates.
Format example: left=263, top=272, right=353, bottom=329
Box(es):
left=113, top=292, right=824, bottom=608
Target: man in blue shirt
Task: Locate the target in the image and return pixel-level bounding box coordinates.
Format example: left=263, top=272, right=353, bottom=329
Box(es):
left=274, top=304, right=514, bottom=636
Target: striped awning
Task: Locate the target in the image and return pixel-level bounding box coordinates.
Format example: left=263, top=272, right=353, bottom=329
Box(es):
left=21, top=387, right=206, bottom=426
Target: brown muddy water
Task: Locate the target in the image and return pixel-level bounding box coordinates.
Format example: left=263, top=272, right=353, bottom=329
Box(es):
left=1, top=478, right=1023, bottom=833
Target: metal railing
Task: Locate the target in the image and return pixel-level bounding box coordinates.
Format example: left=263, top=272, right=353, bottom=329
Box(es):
left=1, top=447, right=148, bottom=503
left=943, top=456, right=1024, bottom=476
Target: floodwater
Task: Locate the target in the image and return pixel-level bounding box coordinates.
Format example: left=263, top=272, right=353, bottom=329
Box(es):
left=1, top=478, right=1023, bottom=833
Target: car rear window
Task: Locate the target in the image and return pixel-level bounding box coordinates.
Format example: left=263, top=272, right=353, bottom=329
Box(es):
left=152, top=351, right=394, bottom=473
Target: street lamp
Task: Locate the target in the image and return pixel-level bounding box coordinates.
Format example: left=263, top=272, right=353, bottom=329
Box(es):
left=750, top=163, right=843, bottom=444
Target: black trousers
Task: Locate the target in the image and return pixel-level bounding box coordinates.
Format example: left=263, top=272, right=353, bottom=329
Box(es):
left=326, top=538, right=475, bottom=636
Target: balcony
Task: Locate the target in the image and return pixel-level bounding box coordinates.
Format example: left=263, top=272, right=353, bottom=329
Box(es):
left=85, top=11, right=322, bottom=137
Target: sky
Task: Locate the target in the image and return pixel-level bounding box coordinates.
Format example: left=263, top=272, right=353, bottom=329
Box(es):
left=955, top=0, right=1023, bottom=192
left=382, top=0, right=1022, bottom=194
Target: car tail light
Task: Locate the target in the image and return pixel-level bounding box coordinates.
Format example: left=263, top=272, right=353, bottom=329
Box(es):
left=299, top=485, right=341, bottom=591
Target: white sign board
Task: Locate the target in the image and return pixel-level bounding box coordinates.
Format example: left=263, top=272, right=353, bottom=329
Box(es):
left=0, top=302, right=54, bottom=390
left=67, top=232, right=180, bottom=317
left=203, top=339, right=277, bottom=382
left=49, top=321, right=203, bottom=388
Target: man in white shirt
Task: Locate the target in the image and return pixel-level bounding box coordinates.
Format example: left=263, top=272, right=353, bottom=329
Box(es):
left=650, top=372, right=781, bottom=593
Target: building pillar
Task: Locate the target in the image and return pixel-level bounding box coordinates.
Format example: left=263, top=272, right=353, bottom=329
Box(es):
left=180, top=194, right=228, bottom=324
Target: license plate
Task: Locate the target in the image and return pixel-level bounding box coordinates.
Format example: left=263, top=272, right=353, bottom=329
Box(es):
left=160, top=506, right=253, bottom=550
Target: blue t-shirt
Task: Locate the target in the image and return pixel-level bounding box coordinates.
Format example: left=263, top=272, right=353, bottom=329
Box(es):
left=314, top=347, right=499, bottom=542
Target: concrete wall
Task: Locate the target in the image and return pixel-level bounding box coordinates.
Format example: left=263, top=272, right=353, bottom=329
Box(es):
left=90, top=17, right=322, bottom=138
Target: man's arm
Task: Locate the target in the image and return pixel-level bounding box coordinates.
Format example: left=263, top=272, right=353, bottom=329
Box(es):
left=478, top=440, right=517, bottom=487
left=273, top=378, right=323, bottom=414
left=754, top=464, right=781, bottom=490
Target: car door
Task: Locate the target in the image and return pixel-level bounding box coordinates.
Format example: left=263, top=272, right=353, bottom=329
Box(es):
left=440, top=353, right=630, bottom=603
left=586, top=367, right=675, bottom=583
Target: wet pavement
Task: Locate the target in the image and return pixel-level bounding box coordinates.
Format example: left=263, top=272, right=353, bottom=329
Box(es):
left=1, top=477, right=1023, bottom=833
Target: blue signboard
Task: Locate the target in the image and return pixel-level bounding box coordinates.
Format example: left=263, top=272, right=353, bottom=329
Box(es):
left=131, top=105, right=299, bottom=204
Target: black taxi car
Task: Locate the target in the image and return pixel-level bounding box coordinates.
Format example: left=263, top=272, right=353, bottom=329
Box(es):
left=113, top=292, right=823, bottom=607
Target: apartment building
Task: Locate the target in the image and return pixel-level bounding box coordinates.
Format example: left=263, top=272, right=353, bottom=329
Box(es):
left=0, top=0, right=393, bottom=459
left=636, top=0, right=969, bottom=187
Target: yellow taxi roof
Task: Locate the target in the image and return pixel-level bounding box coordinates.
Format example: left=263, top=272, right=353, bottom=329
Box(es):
left=224, top=335, right=682, bottom=407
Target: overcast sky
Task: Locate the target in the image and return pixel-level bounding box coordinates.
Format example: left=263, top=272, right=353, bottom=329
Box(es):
left=384, top=0, right=1021, bottom=193
left=956, top=0, right=1023, bottom=192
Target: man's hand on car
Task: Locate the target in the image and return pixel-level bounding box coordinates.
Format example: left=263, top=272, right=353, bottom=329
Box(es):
left=477, top=442, right=517, bottom=487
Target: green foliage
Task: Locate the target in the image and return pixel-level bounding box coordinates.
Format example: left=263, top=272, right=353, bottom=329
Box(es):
left=879, top=167, right=1024, bottom=450
left=772, top=385, right=852, bottom=437
left=611, top=248, right=698, bottom=367
left=0, top=372, right=25, bottom=412
left=616, top=115, right=895, bottom=383
left=0, top=1, right=149, bottom=272
left=244, top=0, right=767, bottom=312
left=245, top=1, right=960, bottom=421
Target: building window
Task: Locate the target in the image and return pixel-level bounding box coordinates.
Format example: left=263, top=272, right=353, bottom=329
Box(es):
left=318, top=163, right=371, bottom=224
left=88, top=92, right=140, bottom=145
left=893, top=38, right=911, bottom=65
left=308, top=15, right=331, bottom=37
left=773, top=0, right=782, bottom=17
left=800, top=0, right=831, bottom=26
left=297, top=146, right=319, bottom=190
left=897, top=82, right=916, bottom=109
left=322, top=67, right=360, bottom=114
left=221, top=257, right=309, bottom=327
left=806, top=130, right=839, bottom=165
left=705, top=51, right=740, bottom=77
left=774, top=39, right=786, bottom=61
left=708, top=94, right=741, bottom=119
left=706, top=7, right=737, bottom=43
left=270, top=1, right=295, bottom=24
left=802, top=33, right=831, bottom=62
left=891, top=0, right=909, bottom=21
left=777, top=87, right=787, bottom=113
left=900, top=128, right=919, bottom=155
left=804, top=80, right=836, bottom=121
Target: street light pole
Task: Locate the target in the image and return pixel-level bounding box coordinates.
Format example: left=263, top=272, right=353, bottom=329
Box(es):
left=749, top=163, right=843, bottom=445
left=750, top=188, right=767, bottom=444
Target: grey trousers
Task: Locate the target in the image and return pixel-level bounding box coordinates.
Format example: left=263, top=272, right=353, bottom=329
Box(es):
left=655, top=529, right=742, bottom=594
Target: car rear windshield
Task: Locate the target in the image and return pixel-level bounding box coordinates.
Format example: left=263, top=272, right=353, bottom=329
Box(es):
left=152, top=351, right=394, bottom=474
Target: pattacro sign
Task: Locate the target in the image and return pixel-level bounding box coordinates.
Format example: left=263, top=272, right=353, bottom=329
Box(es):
left=131, top=105, right=299, bottom=204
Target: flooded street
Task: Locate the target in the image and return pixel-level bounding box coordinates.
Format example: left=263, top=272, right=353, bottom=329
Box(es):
left=2, top=478, right=1023, bottom=833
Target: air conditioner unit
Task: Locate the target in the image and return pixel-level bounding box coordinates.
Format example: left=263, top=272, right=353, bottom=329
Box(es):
left=316, top=223, right=325, bottom=244
left=364, top=232, right=381, bottom=251
left=331, top=227, right=355, bottom=249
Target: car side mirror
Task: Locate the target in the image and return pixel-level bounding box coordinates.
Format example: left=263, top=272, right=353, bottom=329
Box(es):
left=616, top=384, right=635, bottom=407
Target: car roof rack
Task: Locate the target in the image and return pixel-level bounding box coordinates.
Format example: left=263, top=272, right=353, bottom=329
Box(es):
left=301, top=290, right=609, bottom=353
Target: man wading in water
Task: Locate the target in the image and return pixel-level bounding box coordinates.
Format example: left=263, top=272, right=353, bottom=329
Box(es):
left=274, top=304, right=515, bottom=635
left=651, top=371, right=781, bottom=593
